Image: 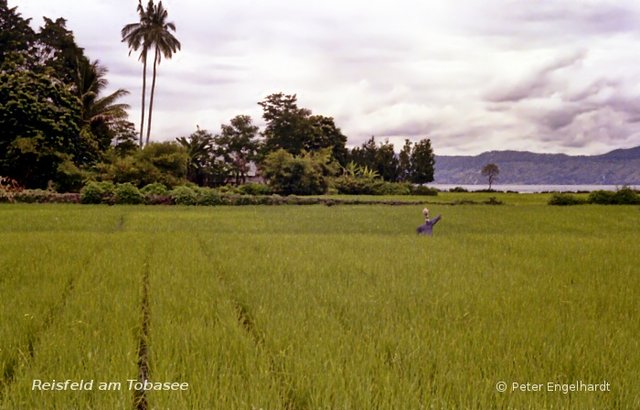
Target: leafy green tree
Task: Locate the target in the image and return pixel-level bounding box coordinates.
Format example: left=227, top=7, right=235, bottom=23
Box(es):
left=258, top=93, right=348, bottom=164
left=176, top=127, right=223, bottom=186
left=0, top=0, right=36, bottom=69
left=375, top=139, right=399, bottom=181
left=214, top=115, right=260, bottom=185
left=111, top=120, right=139, bottom=157
left=409, top=138, right=435, bottom=184
left=398, top=139, right=412, bottom=182
left=262, top=148, right=335, bottom=195
left=143, top=0, right=181, bottom=145
left=307, top=115, right=348, bottom=166
left=36, top=17, right=88, bottom=84
left=350, top=136, right=400, bottom=181
left=121, top=0, right=151, bottom=146
left=98, top=141, right=188, bottom=187
left=349, top=136, right=378, bottom=172
left=0, top=69, right=89, bottom=188
left=481, top=163, right=500, bottom=190
left=259, top=93, right=312, bottom=155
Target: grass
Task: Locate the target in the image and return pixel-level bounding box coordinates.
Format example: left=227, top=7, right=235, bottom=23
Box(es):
left=0, top=199, right=638, bottom=409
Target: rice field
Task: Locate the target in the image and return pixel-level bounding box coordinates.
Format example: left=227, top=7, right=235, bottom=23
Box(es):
left=0, top=196, right=638, bottom=409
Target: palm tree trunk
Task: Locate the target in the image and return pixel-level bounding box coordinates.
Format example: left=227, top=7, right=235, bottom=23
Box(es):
left=139, top=51, right=147, bottom=147
left=146, top=47, right=159, bottom=146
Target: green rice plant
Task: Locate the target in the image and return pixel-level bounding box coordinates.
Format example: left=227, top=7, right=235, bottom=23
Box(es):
left=1, top=235, right=141, bottom=409
left=0, top=202, right=638, bottom=408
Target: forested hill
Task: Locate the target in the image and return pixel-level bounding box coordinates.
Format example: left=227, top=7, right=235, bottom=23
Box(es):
left=434, top=146, right=640, bottom=184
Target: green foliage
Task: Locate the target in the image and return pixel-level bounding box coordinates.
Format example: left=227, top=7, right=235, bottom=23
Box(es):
left=258, top=93, right=348, bottom=165
left=54, top=159, right=87, bottom=192
left=237, top=183, right=273, bottom=196
left=262, top=149, right=334, bottom=195
left=98, top=142, right=188, bottom=188
left=80, top=181, right=115, bottom=204
left=214, top=115, right=260, bottom=185
left=548, top=193, right=588, bottom=206
left=349, top=137, right=435, bottom=183
left=410, top=185, right=439, bottom=196
left=409, top=139, right=435, bottom=184
left=0, top=0, right=36, bottom=68
left=140, top=182, right=168, bottom=196
left=481, top=163, right=500, bottom=189
left=170, top=185, right=198, bottom=205
left=0, top=69, right=87, bottom=188
left=114, top=182, right=144, bottom=204
left=450, top=186, right=469, bottom=192
left=194, top=186, right=223, bottom=206
left=588, top=187, right=640, bottom=205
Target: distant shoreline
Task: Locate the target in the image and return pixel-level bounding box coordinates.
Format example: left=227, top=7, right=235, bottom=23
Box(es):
left=427, top=184, right=639, bottom=193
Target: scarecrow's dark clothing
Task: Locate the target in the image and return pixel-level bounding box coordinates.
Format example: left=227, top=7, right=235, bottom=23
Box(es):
left=416, top=215, right=441, bottom=236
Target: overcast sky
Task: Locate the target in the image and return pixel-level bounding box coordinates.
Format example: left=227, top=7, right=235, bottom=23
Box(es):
left=10, top=0, right=640, bottom=155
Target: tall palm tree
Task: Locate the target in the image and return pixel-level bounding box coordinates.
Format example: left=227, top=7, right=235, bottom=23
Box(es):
left=73, top=58, right=130, bottom=151
left=144, top=1, right=181, bottom=146
left=121, top=0, right=151, bottom=147
left=74, top=59, right=130, bottom=125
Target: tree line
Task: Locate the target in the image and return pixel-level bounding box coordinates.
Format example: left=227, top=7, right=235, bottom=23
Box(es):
left=0, top=1, right=435, bottom=195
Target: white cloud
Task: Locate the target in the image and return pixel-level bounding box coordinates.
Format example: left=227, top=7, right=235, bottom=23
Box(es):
left=9, top=0, right=640, bottom=154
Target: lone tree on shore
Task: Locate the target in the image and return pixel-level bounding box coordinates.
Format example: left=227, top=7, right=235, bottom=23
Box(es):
left=481, top=163, right=500, bottom=190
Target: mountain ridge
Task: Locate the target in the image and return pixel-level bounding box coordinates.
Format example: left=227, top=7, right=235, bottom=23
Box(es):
left=434, top=145, right=640, bottom=184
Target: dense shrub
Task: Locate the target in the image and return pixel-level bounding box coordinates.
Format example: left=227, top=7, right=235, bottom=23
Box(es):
left=332, top=175, right=383, bottom=195
left=114, top=183, right=144, bottom=204
left=377, top=182, right=412, bottom=195
left=262, top=149, right=332, bottom=195
left=548, top=193, right=587, bottom=206
left=195, top=187, right=223, bottom=205
left=237, top=183, right=273, bottom=196
left=449, top=186, right=468, bottom=193
left=588, top=190, right=615, bottom=204
left=80, top=181, right=115, bottom=204
left=612, top=187, right=640, bottom=204
left=4, top=190, right=80, bottom=203
left=170, top=186, right=198, bottom=205
left=410, top=185, right=438, bottom=196
left=587, top=188, right=639, bottom=205
left=97, top=142, right=188, bottom=188
left=332, top=176, right=433, bottom=196
left=140, top=183, right=169, bottom=196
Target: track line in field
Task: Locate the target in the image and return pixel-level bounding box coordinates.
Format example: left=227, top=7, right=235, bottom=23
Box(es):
left=132, top=247, right=153, bottom=410
left=111, top=214, right=127, bottom=233
left=196, top=237, right=302, bottom=410
left=0, top=247, right=101, bottom=400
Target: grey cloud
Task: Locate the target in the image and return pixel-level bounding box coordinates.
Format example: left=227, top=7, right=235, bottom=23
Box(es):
left=484, top=51, right=586, bottom=103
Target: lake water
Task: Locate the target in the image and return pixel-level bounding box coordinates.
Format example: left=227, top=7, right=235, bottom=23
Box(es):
left=426, top=184, right=639, bottom=193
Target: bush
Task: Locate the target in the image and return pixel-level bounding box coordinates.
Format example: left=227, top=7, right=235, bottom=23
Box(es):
left=449, top=186, right=468, bottom=193
left=80, top=181, right=115, bottom=204
left=262, top=149, right=332, bottom=195
left=612, top=187, right=640, bottom=204
left=237, top=183, right=273, bottom=196
left=410, top=185, right=439, bottom=196
left=114, top=183, right=144, bottom=204
left=588, top=190, right=615, bottom=204
left=332, top=175, right=384, bottom=195
left=140, top=183, right=168, bottom=196
left=11, top=190, right=80, bottom=204
left=195, top=187, right=223, bottom=205
left=170, top=186, right=198, bottom=205
left=548, top=193, right=587, bottom=206
left=377, top=181, right=412, bottom=195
